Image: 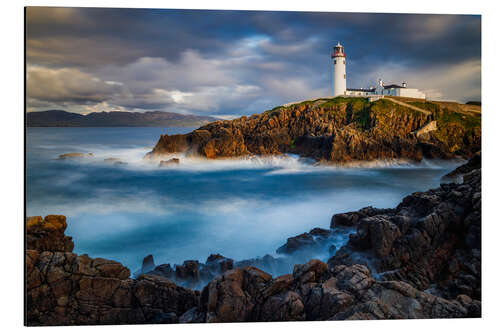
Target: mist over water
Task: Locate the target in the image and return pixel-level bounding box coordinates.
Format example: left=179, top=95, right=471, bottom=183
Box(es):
left=26, top=127, right=461, bottom=274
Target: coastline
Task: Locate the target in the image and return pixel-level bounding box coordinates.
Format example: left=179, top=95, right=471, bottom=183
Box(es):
left=147, top=97, right=481, bottom=164
left=26, top=155, right=481, bottom=325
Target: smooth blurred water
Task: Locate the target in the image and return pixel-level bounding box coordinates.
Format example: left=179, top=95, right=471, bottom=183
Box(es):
left=26, top=127, right=461, bottom=272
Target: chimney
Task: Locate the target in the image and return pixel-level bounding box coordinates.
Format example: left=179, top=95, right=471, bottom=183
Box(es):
left=402, top=81, right=407, bottom=88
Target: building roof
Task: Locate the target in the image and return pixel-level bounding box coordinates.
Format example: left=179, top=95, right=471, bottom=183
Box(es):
left=347, top=87, right=376, bottom=92
left=383, top=84, right=405, bottom=89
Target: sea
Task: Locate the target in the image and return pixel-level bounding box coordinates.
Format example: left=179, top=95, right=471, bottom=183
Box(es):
left=26, top=127, right=461, bottom=274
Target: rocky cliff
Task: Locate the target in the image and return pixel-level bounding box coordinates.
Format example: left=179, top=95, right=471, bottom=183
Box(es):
left=146, top=97, right=481, bottom=164
left=26, top=157, right=481, bottom=325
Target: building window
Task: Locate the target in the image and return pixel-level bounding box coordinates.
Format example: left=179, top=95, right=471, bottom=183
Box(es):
left=344, top=74, right=346, bottom=79
left=334, top=60, right=337, bottom=64
left=343, top=60, right=345, bottom=64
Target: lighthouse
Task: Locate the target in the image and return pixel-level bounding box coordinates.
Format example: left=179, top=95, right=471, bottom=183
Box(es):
left=331, top=42, right=346, bottom=96
left=328, top=42, right=426, bottom=99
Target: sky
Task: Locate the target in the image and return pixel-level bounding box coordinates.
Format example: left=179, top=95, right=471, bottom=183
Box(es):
left=26, top=7, right=481, bottom=118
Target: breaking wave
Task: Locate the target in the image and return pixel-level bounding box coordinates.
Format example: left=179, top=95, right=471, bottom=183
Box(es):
left=62, top=144, right=464, bottom=175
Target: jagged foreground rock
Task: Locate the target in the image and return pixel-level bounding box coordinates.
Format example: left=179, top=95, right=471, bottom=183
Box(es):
left=26, top=216, right=199, bottom=325
left=25, top=158, right=481, bottom=325
left=146, top=98, right=480, bottom=164
left=329, top=157, right=481, bottom=301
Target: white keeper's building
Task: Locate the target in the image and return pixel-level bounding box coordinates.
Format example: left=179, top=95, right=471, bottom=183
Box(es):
left=331, top=42, right=426, bottom=99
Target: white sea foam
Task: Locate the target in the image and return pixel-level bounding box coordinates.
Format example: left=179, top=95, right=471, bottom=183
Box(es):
left=50, top=134, right=464, bottom=174
left=28, top=127, right=465, bottom=274
left=71, top=144, right=463, bottom=174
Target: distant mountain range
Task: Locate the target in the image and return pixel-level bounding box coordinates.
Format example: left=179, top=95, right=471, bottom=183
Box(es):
left=26, top=110, right=218, bottom=127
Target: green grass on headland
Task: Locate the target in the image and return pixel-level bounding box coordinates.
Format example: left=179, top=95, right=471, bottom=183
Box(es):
left=408, top=101, right=441, bottom=113
left=407, top=101, right=481, bottom=130
left=265, top=97, right=480, bottom=134
left=267, top=96, right=369, bottom=112
left=318, top=97, right=369, bottom=109
left=437, top=109, right=481, bottom=131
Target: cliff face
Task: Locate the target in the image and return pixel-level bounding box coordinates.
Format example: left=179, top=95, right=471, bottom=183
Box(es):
left=26, top=157, right=481, bottom=325
left=147, top=97, right=481, bottom=163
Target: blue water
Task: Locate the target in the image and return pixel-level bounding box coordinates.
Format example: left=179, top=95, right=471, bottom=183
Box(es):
left=26, top=127, right=460, bottom=273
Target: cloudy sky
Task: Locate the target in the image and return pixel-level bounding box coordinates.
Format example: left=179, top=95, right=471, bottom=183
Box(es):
left=26, top=7, right=481, bottom=118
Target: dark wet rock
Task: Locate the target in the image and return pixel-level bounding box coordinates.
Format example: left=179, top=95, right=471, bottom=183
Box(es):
left=150, top=312, right=178, bottom=324
left=104, top=157, right=121, bottom=163
left=261, top=274, right=294, bottom=299
left=26, top=247, right=199, bottom=326
left=175, top=260, right=200, bottom=287
left=159, top=158, right=180, bottom=167
left=442, top=151, right=481, bottom=182
left=349, top=215, right=402, bottom=257
left=331, top=207, right=394, bottom=228
left=277, top=233, right=315, bottom=254
left=104, top=158, right=128, bottom=166
left=258, top=290, right=305, bottom=321
left=151, top=264, right=174, bottom=279
left=331, top=212, right=362, bottom=227
left=178, top=307, right=206, bottom=323
left=293, top=259, right=329, bottom=284
left=199, top=266, right=273, bottom=322
left=330, top=278, right=468, bottom=320
left=57, top=152, right=93, bottom=160
left=191, top=262, right=478, bottom=323
left=145, top=254, right=235, bottom=290
left=202, top=254, right=234, bottom=279
left=206, top=253, right=225, bottom=262
left=235, top=254, right=291, bottom=277
left=332, top=264, right=374, bottom=296
left=141, top=254, right=155, bottom=274
left=276, top=228, right=332, bottom=254
left=26, top=216, right=199, bottom=326
left=328, top=155, right=481, bottom=301
left=133, top=274, right=199, bottom=321
left=309, top=227, right=331, bottom=237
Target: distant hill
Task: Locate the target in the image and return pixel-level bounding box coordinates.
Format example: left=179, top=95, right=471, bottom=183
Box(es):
left=26, top=110, right=218, bottom=127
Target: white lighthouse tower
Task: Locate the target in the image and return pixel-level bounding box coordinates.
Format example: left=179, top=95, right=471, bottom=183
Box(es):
left=331, top=42, right=346, bottom=96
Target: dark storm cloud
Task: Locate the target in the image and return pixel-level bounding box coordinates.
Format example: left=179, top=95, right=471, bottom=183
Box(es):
left=26, top=7, right=481, bottom=115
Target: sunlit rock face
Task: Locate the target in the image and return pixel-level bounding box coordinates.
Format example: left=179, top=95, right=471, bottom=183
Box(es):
left=147, top=98, right=481, bottom=164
